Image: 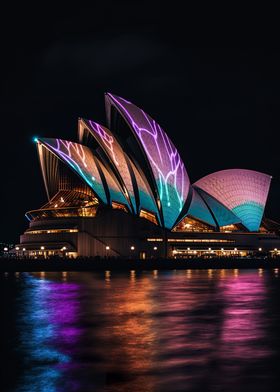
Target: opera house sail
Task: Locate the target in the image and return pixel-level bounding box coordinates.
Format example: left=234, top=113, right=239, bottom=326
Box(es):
left=18, top=93, right=280, bottom=258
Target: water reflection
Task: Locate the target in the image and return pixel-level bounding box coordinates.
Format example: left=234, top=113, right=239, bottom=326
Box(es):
left=15, top=273, right=82, bottom=391
left=218, top=273, right=272, bottom=391
left=1, top=270, right=279, bottom=391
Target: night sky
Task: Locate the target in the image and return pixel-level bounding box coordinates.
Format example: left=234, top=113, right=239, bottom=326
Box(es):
left=1, top=4, right=279, bottom=242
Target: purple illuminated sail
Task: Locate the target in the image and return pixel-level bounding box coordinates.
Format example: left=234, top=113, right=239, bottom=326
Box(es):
left=79, top=119, right=137, bottom=213
left=38, top=138, right=108, bottom=204
left=38, top=138, right=130, bottom=209
left=105, top=93, right=190, bottom=229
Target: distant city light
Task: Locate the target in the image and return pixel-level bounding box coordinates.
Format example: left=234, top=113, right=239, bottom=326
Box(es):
left=15, top=246, right=19, bottom=251
left=130, top=246, right=135, bottom=250
left=106, top=246, right=110, bottom=250
left=153, top=246, right=157, bottom=250
left=4, top=247, right=8, bottom=251
left=258, top=247, right=262, bottom=251
left=23, top=248, right=26, bottom=251
left=40, top=246, right=45, bottom=250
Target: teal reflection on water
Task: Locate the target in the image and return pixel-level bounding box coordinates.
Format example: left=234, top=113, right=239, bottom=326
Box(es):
left=15, top=274, right=81, bottom=391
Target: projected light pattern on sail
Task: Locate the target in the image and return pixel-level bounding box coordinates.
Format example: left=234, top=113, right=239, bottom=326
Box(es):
left=86, top=120, right=137, bottom=213
left=38, top=138, right=108, bottom=204
left=106, top=93, right=190, bottom=229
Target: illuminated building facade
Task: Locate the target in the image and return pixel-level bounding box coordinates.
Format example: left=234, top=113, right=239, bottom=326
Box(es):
left=18, top=93, right=280, bottom=258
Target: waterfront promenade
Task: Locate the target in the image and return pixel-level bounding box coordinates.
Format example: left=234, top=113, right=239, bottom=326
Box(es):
left=1, top=256, right=280, bottom=272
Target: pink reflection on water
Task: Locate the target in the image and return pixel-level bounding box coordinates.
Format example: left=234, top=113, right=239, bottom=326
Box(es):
left=219, top=271, right=271, bottom=360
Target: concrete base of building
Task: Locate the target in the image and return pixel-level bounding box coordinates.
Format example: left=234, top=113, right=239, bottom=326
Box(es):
left=17, top=209, right=280, bottom=259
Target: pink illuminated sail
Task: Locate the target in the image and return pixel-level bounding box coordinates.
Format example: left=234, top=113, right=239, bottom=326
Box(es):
left=194, top=169, right=272, bottom=231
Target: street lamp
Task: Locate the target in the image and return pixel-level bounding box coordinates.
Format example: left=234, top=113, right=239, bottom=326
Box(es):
left=129, top=246, right=135, bottom=260
left=105, top=245, right=110, bottom=258
left=258, top=247, right=262, bottom=252
left=4, top=247, right=8, bottom=252
left=60, top=246, right=67, bottom=258
left=15, top=246, right=20, bottom=251
left=41, top=246, right=45, bottom=250
left=153, top=246, right=157, bottom=250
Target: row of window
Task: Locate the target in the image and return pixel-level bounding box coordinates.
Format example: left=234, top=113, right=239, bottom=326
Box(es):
left=27, top=229, right=78, bottom=235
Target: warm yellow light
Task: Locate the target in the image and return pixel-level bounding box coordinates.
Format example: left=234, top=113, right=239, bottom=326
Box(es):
left=106, top=246, right=110, bottom=250
left=40, top=246, right=45, bottom=250
left=187, top=247, right=190, bottom=251
left=258, top=248, right=262, bottom=251
left=62, top=246, right=67, bottom=250
left=234, top=248, right=237, bottom=251
left=221, top=248, right=224, bottom=251
left=15, top=246, right=20, bottom=251
left=274, top=248, right=278, bottom=251
left=208, top=247, right=211, bottom=251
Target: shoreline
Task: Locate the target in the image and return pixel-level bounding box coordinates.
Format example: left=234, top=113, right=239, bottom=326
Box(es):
left=1, top=257, right=280, bottom=272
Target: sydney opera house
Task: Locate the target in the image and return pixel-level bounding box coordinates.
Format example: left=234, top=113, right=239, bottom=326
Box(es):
left=18, top=93, right=280, bottom=258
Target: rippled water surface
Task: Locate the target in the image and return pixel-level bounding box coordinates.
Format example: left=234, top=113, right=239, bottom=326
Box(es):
left=1, top=269, right=280, bottom=391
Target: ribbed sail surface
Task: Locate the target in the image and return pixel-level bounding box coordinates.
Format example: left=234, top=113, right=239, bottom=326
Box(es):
left=195, top=169, right=271, bottom=231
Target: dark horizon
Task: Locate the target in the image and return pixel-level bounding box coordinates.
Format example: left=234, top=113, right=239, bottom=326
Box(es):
left=1, top=5, right=280, bottom=242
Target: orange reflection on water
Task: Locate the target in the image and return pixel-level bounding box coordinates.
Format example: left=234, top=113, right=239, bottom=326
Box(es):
left=97, top=274, right=158, bottom=391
